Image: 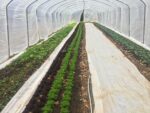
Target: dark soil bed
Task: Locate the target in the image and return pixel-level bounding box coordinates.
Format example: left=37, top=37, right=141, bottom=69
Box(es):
left=101, top=31, right=150, bottom=81
left=70, top=36, right=90, bottom=113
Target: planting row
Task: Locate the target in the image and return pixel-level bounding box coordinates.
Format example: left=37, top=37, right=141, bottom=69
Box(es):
left=60, top=23, right=84, bottom=113
left=23, top=22, right=84, bottom=113
left=0, top=23, right=75, bottom=111
left=43, top=23, right=83, bottom=113
left=94, top=23, right=150, bottom=65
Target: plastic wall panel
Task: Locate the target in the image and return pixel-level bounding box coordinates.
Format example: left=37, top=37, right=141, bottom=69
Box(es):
left=0, top=0, right=12, bottom=63
left=0, top=4, right=9, bottom=63
left=130, top=5, right=144, bottom=42
left=7, top=0, right=36, bottom=55
left=120, top=7, right=130, bottom=35
left=37, top=0, right=62, bottom=39
left=145, top=6, right=150, bottom=46
left=27, top=7, right=40, bottom=45
left=27, top=0, right=48, bottom=45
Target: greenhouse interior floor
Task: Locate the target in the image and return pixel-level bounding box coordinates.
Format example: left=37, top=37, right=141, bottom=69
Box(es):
left=85, top=23, right=150, bottom=113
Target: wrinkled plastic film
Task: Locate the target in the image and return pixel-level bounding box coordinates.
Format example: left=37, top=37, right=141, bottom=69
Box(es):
left=1, top=0, right=150, bottom=64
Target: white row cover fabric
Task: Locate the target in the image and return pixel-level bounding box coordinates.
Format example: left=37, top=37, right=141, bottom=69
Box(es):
left=85, top=23, right=150, bottom=113
left=0, top=0, right=150, bottom=63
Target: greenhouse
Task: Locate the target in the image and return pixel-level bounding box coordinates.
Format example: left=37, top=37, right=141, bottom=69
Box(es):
left=0, top=0, right=150, bottom=113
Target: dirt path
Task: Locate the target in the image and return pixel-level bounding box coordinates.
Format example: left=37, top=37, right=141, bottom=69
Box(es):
left=85, top=23, right=150, bottom=113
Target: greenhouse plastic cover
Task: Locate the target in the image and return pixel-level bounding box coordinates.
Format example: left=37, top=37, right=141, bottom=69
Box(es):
left=0, top=0, right=150, bottom=63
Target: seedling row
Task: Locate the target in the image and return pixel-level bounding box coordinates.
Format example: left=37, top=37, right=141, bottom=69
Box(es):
left=43, top=23, right=83, bottom=113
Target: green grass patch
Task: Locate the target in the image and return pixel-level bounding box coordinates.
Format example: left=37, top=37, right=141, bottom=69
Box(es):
left=0, top=23, right=75, bottom=111
left=94, top=23, right=150, bottom=65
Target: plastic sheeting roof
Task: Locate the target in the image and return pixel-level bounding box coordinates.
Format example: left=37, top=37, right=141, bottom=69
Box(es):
left=0, top=0, right=150, bottom=63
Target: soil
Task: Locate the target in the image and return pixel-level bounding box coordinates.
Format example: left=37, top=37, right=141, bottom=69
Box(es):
left=70, top=37, right=90, bottom=113
left=101, top=31, right=150, bottom=81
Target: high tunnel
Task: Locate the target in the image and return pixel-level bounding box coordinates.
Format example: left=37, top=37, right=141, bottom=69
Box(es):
left=1, top=0, right=150, bottom=63
left=0, top=0, right=150, bottom=113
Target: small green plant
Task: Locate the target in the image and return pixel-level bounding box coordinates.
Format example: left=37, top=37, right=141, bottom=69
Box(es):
left=60, top=23, right=84, bottom=113
left=42, top=23, right=84, bottom=113
left=42, top=24, right=80, bottom=113
left=94, top=23, right=150, bottom=65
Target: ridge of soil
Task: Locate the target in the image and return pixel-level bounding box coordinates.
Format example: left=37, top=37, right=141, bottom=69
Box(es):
left=101, top=31, right=150, bottom=81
